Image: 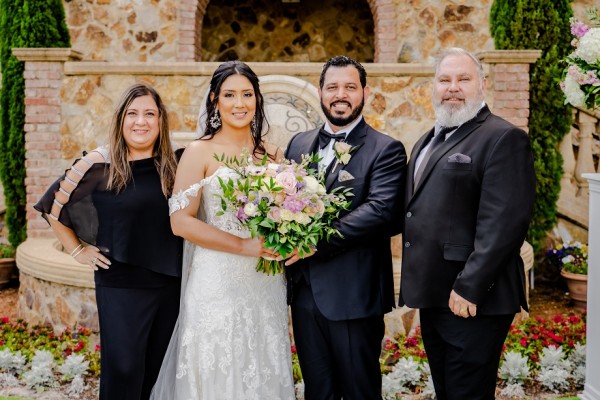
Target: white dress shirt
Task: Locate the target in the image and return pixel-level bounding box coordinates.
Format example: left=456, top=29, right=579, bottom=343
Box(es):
left=318, top=116, right=363, bottom=172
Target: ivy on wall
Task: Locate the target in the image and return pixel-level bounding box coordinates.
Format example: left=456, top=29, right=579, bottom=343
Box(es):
left=0, top=0, right=70, bottom=247
left=490, top=0, right=573, bottom=254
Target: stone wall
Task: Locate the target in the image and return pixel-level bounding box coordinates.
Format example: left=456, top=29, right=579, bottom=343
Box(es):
left=62, top=0, right=593, bottom=63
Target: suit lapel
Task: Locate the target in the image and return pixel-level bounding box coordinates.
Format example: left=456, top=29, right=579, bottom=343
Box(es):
left=325, top=119, right=367, bottom=190
left=411, top=106, right=491, bottom=197
left=407, top=128, right=434, bottom=195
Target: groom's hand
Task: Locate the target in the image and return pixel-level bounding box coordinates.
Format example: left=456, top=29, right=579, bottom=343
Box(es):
left=449, top=290, right=477, bottom=318
left=283, top=247, right=316, bottom=266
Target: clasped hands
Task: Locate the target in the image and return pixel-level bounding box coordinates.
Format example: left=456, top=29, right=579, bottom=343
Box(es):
left=249, top=237, right=316, bottom=265
left=449, top=290, right=477, bottom=318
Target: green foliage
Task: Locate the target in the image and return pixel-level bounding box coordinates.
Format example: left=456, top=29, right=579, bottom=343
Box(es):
left=0, top=318, right=100, bottom=377
left=0, top=0, right=71, bottom=248
left=0, top=243, right=15, bottom=258
left=490, top=0, right=574, bottom=253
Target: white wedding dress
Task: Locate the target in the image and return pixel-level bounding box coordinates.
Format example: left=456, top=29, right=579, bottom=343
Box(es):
left=151, top=166, right=295, bottom=400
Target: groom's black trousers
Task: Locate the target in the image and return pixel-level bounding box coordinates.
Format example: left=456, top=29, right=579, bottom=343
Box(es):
left=95, top=277, right=180, bottom=400
left=291, top=279, right=384, bottom=400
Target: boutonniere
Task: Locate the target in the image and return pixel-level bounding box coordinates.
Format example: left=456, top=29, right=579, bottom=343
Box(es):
left=332, top=141, right=357, bottom=171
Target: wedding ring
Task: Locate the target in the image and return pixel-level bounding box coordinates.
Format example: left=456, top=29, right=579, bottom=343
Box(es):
left=91, top=257, right=97, bottom=265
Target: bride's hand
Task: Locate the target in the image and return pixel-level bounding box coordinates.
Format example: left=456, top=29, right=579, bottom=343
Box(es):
left=241, top=237, right=279, bottom=259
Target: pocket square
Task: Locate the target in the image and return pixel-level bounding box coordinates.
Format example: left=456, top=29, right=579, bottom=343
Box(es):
left=448, top=153, right=471, bottom=163
left=338, top=170, right=355, bottom=182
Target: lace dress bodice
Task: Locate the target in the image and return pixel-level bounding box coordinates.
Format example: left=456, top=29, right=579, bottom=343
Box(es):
left=153, top=166, right=295, bottom=400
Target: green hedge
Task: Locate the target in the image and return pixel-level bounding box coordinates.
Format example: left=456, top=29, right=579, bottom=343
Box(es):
left=490, top=0, right=573, bottom=253
left=0, top=0, right=70, bottom=247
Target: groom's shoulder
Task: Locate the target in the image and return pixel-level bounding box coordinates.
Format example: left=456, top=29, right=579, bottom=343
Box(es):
left=289, top=127, right=319, bottom=144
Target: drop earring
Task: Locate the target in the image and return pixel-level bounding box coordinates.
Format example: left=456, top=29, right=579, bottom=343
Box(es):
left=209, top=110, right=222, bottom=129
left=251, top=115, right=257, bottom=133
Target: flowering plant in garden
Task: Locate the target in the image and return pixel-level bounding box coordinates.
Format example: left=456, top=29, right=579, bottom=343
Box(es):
left=0, top=317, right=99, bottom=394
left=375, top=313, right=586, bottom=399
left=546, top=241, right=588, bottom=275
left=215, top=150, right=352, bottom=275
left=503, top=313, right=586, bottom=368
left=560, top=9, right=600, bottom=109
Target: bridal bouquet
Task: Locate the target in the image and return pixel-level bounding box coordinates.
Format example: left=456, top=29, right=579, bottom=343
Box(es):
left=560, top=9, right=600, bottom=109
left=214, top=150, right=352, bottom=275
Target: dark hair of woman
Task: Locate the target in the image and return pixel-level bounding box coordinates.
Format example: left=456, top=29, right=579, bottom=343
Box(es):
left=203, top=60, right=271, bottom=158
left=107, top=83, right=178, bottom=197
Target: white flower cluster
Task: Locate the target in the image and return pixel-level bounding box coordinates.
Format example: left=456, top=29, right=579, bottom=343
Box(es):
left=381, top=357, right=434, bottom=400
left=21, top=350, right=57, bottom=390
left=574, top=28, right=600, bottom=64
left=499, top=344, right=586, bottom=395
left=0, top=349, right=26, bottom=374
left=561, top=13, right=600, bottom=109
left=0, top=349, right=90, bottom=397
left=499, top=351, right=529, bottom=397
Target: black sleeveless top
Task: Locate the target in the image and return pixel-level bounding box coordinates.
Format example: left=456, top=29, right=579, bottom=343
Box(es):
left=34, top=153, right=183, bottom=287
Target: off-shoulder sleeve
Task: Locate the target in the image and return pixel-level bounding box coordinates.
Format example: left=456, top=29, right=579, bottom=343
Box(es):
left=34, top=149, right=109, bottom=245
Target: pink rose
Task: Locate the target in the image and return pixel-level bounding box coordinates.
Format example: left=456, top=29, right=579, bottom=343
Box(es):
left=275, top=171, right=298, bottom=194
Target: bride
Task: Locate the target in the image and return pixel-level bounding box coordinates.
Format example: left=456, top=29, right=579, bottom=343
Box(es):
left=150, top=61, right=295, bottom=399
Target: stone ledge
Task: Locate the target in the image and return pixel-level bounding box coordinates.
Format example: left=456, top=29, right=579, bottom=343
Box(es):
left=16, top=238, right=94, bottom=289
left=12, top=48, right=83, bottom=62
left=478, top=50, right=542, bottom=64
left=63, top=61, right=436, bottom=77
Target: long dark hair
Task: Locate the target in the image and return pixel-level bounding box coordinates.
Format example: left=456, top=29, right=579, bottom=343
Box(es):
left=107, top=83, right=177, bottom=197
left=203, top=61, right=270, bottom=157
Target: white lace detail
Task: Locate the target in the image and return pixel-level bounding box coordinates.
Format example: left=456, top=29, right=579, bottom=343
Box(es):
left=168, top=182, right=203, bottom=216
left=151, top=167, right=294, bottom=400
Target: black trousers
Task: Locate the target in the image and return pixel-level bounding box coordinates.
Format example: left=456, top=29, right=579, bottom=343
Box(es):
left=420, top=308, right=514, bottom=400
left=291, top=280, right=384, bottom=400
left=95, top=280, right=180, bottom=400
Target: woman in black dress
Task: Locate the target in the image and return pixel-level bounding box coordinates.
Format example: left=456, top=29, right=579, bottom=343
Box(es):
left=34, top=83, right=183, bottom=400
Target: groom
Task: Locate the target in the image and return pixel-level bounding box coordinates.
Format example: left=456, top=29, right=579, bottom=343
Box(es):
left=284, top=55, right=406, bottom=400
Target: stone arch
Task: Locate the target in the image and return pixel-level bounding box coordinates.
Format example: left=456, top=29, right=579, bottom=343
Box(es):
left=178, top=0, right=397, bottom=62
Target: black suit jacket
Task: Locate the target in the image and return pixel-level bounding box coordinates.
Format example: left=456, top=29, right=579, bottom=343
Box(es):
left=399, top=106, right=535, bottom=315
left=285, top=118, right=407, bottom=321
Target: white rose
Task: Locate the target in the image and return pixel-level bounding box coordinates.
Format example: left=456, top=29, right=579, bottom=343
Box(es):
left=339, top=153, right=351, bottom=164
left=280, top=209, right=295, bottom=221
left=294, top=212, right=311, bottom=225
left=303, top=176, right=321, bottom=194
left=243, top=203, right=258, bottom=217
left=334, top=141, right=352, bottom=154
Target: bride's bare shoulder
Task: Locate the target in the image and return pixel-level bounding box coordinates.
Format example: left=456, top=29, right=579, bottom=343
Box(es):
left=263, top=142, right=284, bottom=162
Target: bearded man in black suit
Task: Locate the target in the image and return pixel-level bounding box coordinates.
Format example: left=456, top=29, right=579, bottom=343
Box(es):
left=284, top=55, right=407, bottom=400
left=399, top=47, right=536, bottom=400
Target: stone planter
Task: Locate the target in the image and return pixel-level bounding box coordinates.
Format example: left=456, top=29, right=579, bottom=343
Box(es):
left=0, top=258, right=16, bottom=289
left=560, top=269, right=588, bottom=311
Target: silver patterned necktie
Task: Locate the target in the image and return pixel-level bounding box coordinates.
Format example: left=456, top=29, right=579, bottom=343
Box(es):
left=413, top=126, right=456, bottom=189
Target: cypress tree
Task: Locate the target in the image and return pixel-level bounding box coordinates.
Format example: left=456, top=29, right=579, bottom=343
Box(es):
left=0, top=0, right=70, bottom=247
left=490, top=0, right=573, bottom=253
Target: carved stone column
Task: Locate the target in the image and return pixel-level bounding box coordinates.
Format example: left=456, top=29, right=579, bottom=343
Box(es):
left=575, top=113, right=598, bottom=192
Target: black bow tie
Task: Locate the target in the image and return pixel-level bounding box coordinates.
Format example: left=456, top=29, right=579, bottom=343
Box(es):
left=318, top=128, right=346, bottom=149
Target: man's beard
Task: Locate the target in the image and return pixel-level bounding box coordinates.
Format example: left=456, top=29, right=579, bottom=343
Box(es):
left=434, top=92, right=483, bottom=127
left=321, top=98, right=364, bottom=128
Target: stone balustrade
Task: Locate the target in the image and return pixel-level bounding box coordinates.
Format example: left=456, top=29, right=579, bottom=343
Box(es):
left=558, top=107, right=600, bottom=231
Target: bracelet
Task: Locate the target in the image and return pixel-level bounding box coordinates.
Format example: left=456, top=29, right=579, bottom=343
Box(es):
left=69, top=244, right=83, bottom=257
left=72, top=246, right=85, bottom=258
